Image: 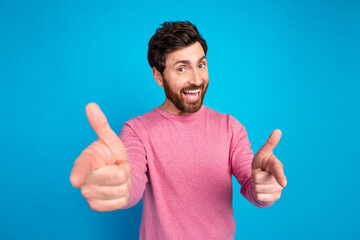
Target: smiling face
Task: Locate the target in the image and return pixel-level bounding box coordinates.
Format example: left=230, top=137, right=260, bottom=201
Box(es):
left=153, top=42, right=209, bottom=115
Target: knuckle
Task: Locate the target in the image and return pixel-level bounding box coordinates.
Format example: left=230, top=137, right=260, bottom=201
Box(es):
left=251, top=169, right=258, bottom=178
left=120, top=198, right=127, bottom=206
left=122, top=161, right=132, bottom=172
left=115, top=170, right=126, bottom=183
left=113, top=186, right=125, bottom=197
left=97, top=172, right=110, bottom=184
left=273, top=161, right=283, bottom=170
left=88, top=200, right=102, bottom=212
left=118, top=197, right=128, bottom=208
left=102, top=187, right=115, bottom=198
left=122, top=184, right=130, bottom=195
left=255, top=193, right=261, bottom=201
left=100, top=169, right=123, bottom=185
left=254, top=184, right=261, bottom=193
left=80, top=187, right=91, bottom=199
left=118, top=184, right=129, bottom=197
left=270, top=192, right=281, bottom=202
left=274, top=164, right=283, bottom=171
left=253, top=173, right=260, bottom=183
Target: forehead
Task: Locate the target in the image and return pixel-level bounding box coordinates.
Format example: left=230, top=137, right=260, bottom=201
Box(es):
left=165, top=42, right=205, bottom=65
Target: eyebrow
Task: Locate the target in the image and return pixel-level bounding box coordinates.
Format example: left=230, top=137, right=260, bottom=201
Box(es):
left=172, top=56, right=207, bottom=68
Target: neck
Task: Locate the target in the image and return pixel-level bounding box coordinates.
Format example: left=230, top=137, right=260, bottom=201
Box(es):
left=159, top=99, right=192, bottom=115
left=159, top=99, right=184, bottom=115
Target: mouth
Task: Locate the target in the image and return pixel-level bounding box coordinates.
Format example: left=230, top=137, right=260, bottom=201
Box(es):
left=182, top=88, right=201, bottom=102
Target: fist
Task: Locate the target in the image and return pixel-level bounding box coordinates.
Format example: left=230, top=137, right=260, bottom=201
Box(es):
left=80, top=162, right=132, bottom=212
left=251, top=129, right=287, bottom=203
left=70, top=103, right=131, bottom=212
left=252, top=168, right=283, bottom=202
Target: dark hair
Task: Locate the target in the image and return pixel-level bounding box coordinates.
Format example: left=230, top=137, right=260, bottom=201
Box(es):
left=147, top=21, right=207, bottom=74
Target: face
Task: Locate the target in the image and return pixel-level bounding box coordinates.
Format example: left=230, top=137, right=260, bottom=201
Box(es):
left=154, top=42, right=209, bottom=115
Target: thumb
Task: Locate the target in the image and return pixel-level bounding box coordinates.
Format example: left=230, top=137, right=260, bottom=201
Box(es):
left=86, top=102, right=127, bottom=162
left=259, top=129, right=282, bottom=154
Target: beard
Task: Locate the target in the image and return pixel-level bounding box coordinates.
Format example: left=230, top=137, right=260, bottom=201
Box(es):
left=162, top=77, right=208, bottom=114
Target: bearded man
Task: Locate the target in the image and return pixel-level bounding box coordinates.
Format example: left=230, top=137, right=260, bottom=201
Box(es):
left=70, top=21, right=287, bottom=240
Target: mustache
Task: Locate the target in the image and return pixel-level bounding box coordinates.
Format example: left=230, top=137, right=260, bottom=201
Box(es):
left=182, top=83, right=205, bottom=92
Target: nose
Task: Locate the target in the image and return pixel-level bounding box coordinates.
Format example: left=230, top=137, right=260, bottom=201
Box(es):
left=190, top=69, right=202, bottom=86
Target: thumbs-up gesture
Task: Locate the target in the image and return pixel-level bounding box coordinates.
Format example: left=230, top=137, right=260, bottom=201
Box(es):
left=70, top=103, right=132, bottom=212
left=251, top=129, right=287, bottom=203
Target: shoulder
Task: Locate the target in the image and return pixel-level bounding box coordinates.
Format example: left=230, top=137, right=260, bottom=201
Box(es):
left=123, top=108, right=157, bottom=128
left=204, top=106, right=245, bottom=131
left=121, top=107, right=164, bottom=136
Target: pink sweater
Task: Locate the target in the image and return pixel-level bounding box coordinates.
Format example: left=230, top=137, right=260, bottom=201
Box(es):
left=119, top=105, right=272, bottom=239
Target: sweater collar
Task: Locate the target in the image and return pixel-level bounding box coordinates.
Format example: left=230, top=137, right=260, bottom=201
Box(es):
left=154, top=105, right=206, bottom=121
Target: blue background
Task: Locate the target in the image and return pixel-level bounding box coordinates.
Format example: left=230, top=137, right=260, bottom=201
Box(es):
left=1, top=0, right=359, bottom=239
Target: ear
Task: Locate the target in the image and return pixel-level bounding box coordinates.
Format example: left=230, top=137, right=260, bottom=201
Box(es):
left=152, top=67, right=164, bottom=87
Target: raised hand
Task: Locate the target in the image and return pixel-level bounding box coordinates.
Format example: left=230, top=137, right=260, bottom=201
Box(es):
left=251, top=129, right=287, bottom=203
left=70, top=103, right=131, bottom=212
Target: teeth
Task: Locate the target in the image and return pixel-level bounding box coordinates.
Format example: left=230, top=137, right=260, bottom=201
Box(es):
left=183, top=89, right=200, bottom=93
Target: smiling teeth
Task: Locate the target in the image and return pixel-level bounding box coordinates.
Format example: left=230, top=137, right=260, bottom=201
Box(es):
left=184, top=89, right=200, bottom=93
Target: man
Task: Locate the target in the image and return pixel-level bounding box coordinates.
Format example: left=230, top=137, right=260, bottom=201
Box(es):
left=70, top=21, right=287, bottom=239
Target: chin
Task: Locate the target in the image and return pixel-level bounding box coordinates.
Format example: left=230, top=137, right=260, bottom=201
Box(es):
left=178, top=100, right=203, bottom=113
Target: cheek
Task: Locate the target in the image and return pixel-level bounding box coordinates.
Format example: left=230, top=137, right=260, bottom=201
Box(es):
left=170, top=76, right=189, bottom=89
left=167, top=80, right=185, bottom=93
left=201, top=70, right=209, bottom=81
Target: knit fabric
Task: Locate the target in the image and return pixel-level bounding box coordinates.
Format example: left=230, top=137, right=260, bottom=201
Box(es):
left=119, top=105, right=272, bottom=239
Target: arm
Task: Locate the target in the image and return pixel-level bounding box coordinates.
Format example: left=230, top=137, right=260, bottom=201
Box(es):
left=119, top=122, right=148, bottom=209
left=229, top=115, right=274, bottom=208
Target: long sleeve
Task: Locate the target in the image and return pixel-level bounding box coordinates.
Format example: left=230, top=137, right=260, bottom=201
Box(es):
left=229, top=115, right=273, bottom=208
left=116, top=106, right=273, bottom=239
left=119, top=122, right=148, bottom=209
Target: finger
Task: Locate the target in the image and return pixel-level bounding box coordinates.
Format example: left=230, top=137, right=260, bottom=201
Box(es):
left=81, top=182, right=130, bottom=200
left=263, top=155, right=287, bottom=187
left=254, top=183, right=283, bottom=193
left=270, top=163, right=287, bottom=188
left=252, top=168, right=277, bottom=184
left=86, top=165, right=130, bottom=186
left=70, top=151, right=96, bottom=188
left=117, top=160, right=132, bottom=176
left=254, top=192, right=282, bottom=203
left=85, top=103, right=127, bottom=161
left=87, top=196, right=129, bottom=212
left=258, top=129, right=282, bottom=153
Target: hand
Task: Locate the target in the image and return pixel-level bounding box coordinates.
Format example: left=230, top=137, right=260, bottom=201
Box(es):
left=251, top=129, right=287, bottom=203
left=70, top=103, right=131, bottom=212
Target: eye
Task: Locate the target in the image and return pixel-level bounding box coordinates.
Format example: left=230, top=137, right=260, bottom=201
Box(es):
left=177, top=67, right=186, bottom=73
left=198, top=63, right=206, bottom=69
